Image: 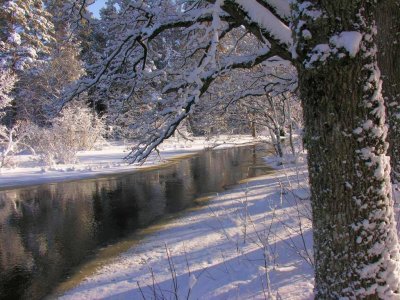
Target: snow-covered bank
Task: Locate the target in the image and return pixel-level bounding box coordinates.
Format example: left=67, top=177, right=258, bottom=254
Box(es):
left=59, top=152, right=314, bottom=299
left=0, top=135, right=260, bottom=189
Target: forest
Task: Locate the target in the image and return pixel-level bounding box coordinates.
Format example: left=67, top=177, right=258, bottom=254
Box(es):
left=0, top=0, right=399, bottom=299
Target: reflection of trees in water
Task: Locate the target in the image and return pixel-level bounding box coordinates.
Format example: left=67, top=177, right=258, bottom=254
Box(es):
left=0, top=192, right=34, bottom=299
left=0, top=168, right=195, bottom=299
left=0, top=145, right=269, bottom=299
left=0, top=184, right=99, bottom=298
left=0, top=182, right=121, bottom=299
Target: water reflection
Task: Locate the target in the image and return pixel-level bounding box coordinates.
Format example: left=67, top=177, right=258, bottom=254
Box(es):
left=0, top=145, right=270, bottom=299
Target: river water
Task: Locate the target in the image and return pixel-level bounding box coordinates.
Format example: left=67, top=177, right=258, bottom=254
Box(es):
left=0, top=144, right=271, bottom=299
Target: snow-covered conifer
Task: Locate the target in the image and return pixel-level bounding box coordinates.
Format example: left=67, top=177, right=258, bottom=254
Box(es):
left=0, top=0, right=54, bottom=71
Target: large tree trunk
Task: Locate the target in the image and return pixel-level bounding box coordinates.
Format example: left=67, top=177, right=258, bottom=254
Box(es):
left=375, top=0, right=400, bottom=183
left=293, top=0, right=400, bottom=297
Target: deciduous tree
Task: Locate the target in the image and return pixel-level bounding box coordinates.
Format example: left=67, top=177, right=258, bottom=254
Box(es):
left=64, top=1, right=400, bottom=296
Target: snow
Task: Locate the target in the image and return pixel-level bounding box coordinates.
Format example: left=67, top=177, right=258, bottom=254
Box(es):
left=57, top=150, right=314, bottom=299
left=304, top=43, right=330, bottom=68
left=330, top=31, right=363, bottom=57
left=265, top=0, right=291, bottom=19
left=235, top=0, right=293, bottom=48
left=295, top=1, right=323, bottom=20
left=302, top=29, right=312, bottom=40
left=0, top=135, right=259, bottom=189
left=304, top=31, right=363, bottom=68
left=7, top=32, right=21, bottom=45
left=353, top=127, right=363, bottom=135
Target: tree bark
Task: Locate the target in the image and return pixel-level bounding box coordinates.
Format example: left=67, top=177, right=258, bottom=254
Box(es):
left=250, top=120, right=256, bottom=137
left=293, top=0, right=400, bottom=297
left=286, top=100, right=296, bottom=156
left=375, top=0, right=400, bottom=183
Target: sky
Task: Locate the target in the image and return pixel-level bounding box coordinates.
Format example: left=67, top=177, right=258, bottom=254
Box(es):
left=88, top=0, right=106, bottom=19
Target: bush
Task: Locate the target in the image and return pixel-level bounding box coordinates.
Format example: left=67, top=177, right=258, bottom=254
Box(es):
left=0, top=121, right=33, bottom=168
left=29, top=104, right=106, bottom=165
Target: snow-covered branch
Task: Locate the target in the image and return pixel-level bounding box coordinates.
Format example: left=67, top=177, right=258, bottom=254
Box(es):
left=59, top=0, right=298, bottom=163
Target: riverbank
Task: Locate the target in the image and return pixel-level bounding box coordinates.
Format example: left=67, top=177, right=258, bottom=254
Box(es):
left=0, top=135, right=261, bottom=189
left=59, top=151, right=315, bottom=299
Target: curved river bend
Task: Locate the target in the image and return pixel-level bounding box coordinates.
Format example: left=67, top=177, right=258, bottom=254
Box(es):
left=0, top=144, right=271, bottom=299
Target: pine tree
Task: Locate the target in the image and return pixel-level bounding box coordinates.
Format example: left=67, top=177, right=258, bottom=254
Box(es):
left=0, top=0, right=54, bottom=71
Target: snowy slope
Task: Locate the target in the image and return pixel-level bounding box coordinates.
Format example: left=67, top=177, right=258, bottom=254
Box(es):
left=58, top=153, right=314, bottom=299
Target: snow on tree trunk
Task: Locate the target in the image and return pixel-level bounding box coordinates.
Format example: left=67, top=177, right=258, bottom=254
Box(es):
left=293, top=0, right=400, bottom=297
left=375, top=0, right=400, bottom=184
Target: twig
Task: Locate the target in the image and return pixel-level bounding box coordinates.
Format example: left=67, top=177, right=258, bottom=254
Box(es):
left=165, top=243, right=179, bottom=300
left=136, top=281, right=146, bottom=300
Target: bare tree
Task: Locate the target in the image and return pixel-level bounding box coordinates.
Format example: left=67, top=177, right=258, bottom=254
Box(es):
left=62, top=0, right=400, bottom=297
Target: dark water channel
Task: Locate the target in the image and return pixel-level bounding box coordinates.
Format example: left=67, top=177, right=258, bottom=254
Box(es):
left=0, top=144, right=271, bottom=300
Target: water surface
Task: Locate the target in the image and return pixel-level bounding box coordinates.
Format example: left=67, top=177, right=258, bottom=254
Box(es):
left=0, top=145, right=271, bottom=299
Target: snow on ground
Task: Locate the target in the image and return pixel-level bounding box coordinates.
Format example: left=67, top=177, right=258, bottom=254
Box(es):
left=0, top=135, right=259, bottom=189
left=60, top=152, right=315, bottom=299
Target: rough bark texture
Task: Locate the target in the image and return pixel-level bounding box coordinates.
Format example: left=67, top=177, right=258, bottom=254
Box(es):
left=375, top=0, right=400, bottom=183
left=293, top=0, right=400, bottom=298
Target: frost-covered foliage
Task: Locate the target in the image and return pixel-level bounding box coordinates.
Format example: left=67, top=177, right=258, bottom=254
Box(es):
left=60, top=0, right=400, bottom=297
left=188, top=59, right=301, bottom=153
left=0, top=0, right=90, bottom=127
left=65, top=0, right=293, bottom=161
left=0, top=68, right=16, bottom=114
left=0, top=0, right=55, bottom=71
left=0, top=121, right=33, bottom=168
left=17, top=41, right=85, bottom=124
left=0, top=69, right=19, bottom=167
left=29, top=104, right=105, bottom=165
left=0, top=0, right=96, bottom=168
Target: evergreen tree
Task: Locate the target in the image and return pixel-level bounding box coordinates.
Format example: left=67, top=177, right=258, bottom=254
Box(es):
left=0, top=0, right=54, bottom=71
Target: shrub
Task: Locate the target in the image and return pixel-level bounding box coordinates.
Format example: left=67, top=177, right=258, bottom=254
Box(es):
left=29, top=103, right=106, bottom=165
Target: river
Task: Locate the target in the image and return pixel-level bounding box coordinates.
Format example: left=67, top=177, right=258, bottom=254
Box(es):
left=0, top=144, right=271, bottom=299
